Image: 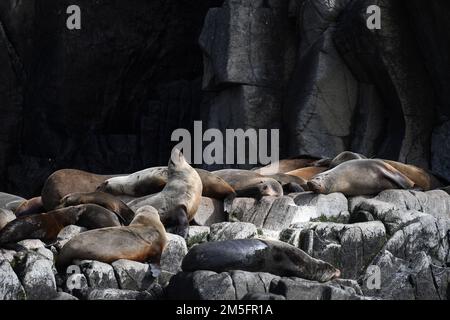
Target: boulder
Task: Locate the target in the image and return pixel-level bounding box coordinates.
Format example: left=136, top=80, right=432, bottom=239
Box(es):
left=79, top=260, right=118, bottom=289
left=186, top=226, right=210, bottom=248
left=209, top=222, right=258, bottom=241
left=0, top=259, right=26, bottom=300
left=192, top=197, right=225, bottom=226
left=86, top=288, right=155, bottom=300
left=112, top=259, right=155, bottom=291
left=292, top=192, right=350, bottom=223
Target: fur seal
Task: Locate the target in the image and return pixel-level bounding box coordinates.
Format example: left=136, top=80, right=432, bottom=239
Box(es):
left=329, top=151, right=367, bottom=168
left=381, top=160, right=443, bottom=191
left=98, top=167, right=234, bottom=200
left=0, top=204, right=121, bottom=245
left=307, top=159, right=415, bottom=196
left=212, top=169, right=283, bottom=199
left=41, top=169, right=120, bottom=210
left=128, top=149, right=202, bottom=233
left=59, top=192, right=135, bottom=225
left=253, top=156, right=321, bottom=175
left=56, top=205, right=167, bottom=271
left=182, top=239, right=340, bottom=283
left=264, top=173, right=307, bottom=194
left=286, top=167, right=328, bottom=181
left=14, top=197, right=45, bottom=217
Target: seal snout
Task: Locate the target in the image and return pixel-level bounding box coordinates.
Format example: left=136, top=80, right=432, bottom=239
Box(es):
left=307, top=180, right=324, bottom=193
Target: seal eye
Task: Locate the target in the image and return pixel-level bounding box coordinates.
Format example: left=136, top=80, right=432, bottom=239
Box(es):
left=263, top=185, right=268, bottom=190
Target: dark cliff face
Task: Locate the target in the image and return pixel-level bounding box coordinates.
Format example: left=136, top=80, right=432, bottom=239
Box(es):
left=0, top=0, right=449, bottom=197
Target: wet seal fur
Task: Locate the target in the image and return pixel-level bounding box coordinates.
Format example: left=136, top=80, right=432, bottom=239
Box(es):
left=182, top=239, right=340, bottom=283
left=59, top=191, right=135, bottom=225
left=128, top=149, right=203, bottom=236
left=0, top=204, right=121, bottom=245
left=56, top=206, right=167, bottom=272
left=308, top=159, right=415, bottom=196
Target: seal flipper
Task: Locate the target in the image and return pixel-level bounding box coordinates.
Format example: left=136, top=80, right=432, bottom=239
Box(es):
left=381, top=163, right=415, bottom=189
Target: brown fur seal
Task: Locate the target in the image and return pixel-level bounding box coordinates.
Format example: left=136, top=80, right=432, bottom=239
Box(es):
left=56, top=205, right=167, bottom=272
left=253, top=157, right=321, bottom=175
left=14, top=197, right=45, bottom=217
left=286, top=167, right=328, bottom=181
left=308, top=159, right=415, bottom=196
left=182, top=239, right=340, bottom=283
left=212, top=169, right=283, bottom=199
left=58, top=192, right=135, bottom=225
left=0, top=204, right=121, bottom=245
left=382, top=160, right=443, bottom=191
left=41, top=169, right=120, bottom=210
left=128, top=149, right=202, bottom=230
left=98, top=167, right=234, bottom=200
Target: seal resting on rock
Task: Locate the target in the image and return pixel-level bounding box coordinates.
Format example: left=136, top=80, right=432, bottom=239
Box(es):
left=253, top=156, right=321, bottom=175
left=58, top=191, right=135, bottom=225
left=0, top=204, right=121, bottom=245
left=41, top=169, right=119, bottom=210
left=212, top=169, right=283, bottom=199
left=56, top=206, right=167, bottom=272
left=128, top=149, right=202, bottom=235
left=98, top=167, right=234, bottom=200
left=308, top=159, right=415, bottom=196
left=182, top=239, right=340, bottom=283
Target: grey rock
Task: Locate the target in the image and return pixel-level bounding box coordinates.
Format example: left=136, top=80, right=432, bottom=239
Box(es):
left=0, top=259, right=26, bottom=300
left=57, top=225, right=87, bottom=241
left=52, top=292, right=79, bottom=300
left=0, top=208, right=15, bottom=230
left=0, top=192, right=24, bottom=210
left=209, top=222, right=258, bottom=241
left=293, top=192, right=350, bottom=223
left=14, top=251, right=57, bottom=300
left=186, top=226, right=210, bottom=248
left=230, top=271, right=279, bottom=300
left=112, top=259, right=155, bottom=291
left=227, top=196, right=302, bottom=231
left=17, top=239, right=46, bottom=250
left=79, top=260, right=118, bottom=289
left=0, top=249, right=16, bottom=264
left=362, top=250, right=450, bottom=300
left=242, top=293, right=286, bottom=300
left=193, top=197, right=225, bottom=226
left=160, top=233, right=188, bottom=281
left=86, top=288, right=154, bottom=300
left=166, top=271, right=236, bottom=300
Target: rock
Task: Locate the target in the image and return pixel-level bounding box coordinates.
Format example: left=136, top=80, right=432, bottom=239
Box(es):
left=14, top=251, right=57, bottom=300
left=79, top=260, right=118, bottom=289
left=209, top=222, right=258, bottom=241
left=199, top=0, right=288, bottom=90
left=432, top=121, right=450, bottom=182
left=0, top=208, right=15, bottom=230
left=292, top=192, right=350, bottom=223
left=17, top=239, right=46, bottom=250
left=227, top=196, right=302, bottom=231
left=166, top=271, right=236, bottom=300
left=242, top=293, right=286, bottom=300
left=0, top=192, right=25, bottom=210
left=0, top=259, right=26, bottom=300
left=186, top=226, right=210, bottom=248
left=112, top=259, right=155, bottom=291
left=281, top=221, right=387, bottom=279
left=362, top=250, right=450, bottom=300
left=167, top=270, right=366, bottom=300
left=258, top=229, right=280, bottom=241
left=52, top=292, right=79, bottom=300
left=159, top=233, right=188, bottom=285
left=0, top=249, right=16, bottom=264
left=57, top=225, right=87, bottom=241
left=86, top=288, right=155, bottom=300
left=269, top=277, right=363, bottom=300
left=192, top=197, right=225, bottom=226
